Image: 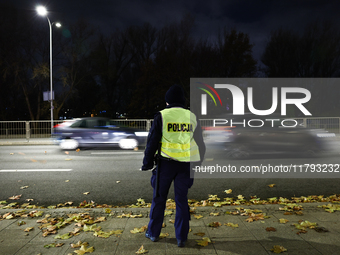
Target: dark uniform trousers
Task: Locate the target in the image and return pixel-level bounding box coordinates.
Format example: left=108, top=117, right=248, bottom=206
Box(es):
left=148, top=158, right=193, bottom=241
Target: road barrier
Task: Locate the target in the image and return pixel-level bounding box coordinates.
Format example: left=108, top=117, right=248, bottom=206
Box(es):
left=0, top=117, right=339, bottom=139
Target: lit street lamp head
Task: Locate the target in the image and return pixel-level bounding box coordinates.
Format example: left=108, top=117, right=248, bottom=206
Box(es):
left=36, top=6, right=47, bottom=16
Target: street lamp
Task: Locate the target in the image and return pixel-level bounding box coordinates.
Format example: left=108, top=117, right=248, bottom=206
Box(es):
left=36, top=6, right=61, bottom=136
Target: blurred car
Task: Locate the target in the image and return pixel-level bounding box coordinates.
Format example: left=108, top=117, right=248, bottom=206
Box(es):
left=53, top=117, right=148, bottom=150
left=204, top=115, right=333, bottom=159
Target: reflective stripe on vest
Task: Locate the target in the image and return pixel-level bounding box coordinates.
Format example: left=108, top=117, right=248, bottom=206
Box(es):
left=160, top=108, right=200, bottom=162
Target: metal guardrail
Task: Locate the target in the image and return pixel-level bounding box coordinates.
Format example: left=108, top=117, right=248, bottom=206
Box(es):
left=0, top=117, right=339, bottom=139
left=0, top=120, right=151, bottom=139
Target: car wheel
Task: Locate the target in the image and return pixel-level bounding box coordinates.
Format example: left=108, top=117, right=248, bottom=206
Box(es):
left=118, top=138, right=138, bottom=150
left=60, top=139, right=79, bottom=150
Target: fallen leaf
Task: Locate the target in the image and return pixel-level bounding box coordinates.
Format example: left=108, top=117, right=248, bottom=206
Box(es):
left=279, top=218, right=289, bottom=224
left=130, top=214, right=143, bottom=218
left=4, top=213, right=14, bottom=219
left=70, top=228, right=82, bottom=236
left=319, top=204, right=340, bottom=213
left=54, top=233, right=72, bottom=240
left=104, top=208, right=112, bottom=214
left=237, top=195, right=245, bottom=200
left=293, top=220, right=317, bottom=230
left=208, top=222, right=221, bottom=228
left=194, top=214, right=203, bottom=219
left=74, top=244, right=94, bottom=254
left=76, top=148, right=80, bottom=152
left=83, top=192, right=90, bottom=195
left=65, top=180, right=70, bottom=182
left=268, top=184, right=276, bottom=188
left=24, top=227, right=34, bottom=232
left=164, top=210, right=173, bottom=216
left=267, top=197, right=277, bottom=203
left=169, top=219, right=175, bottom=224
left=71, top=241, right=89, bottom=248
left=159, top=233, right=169, bottom=239
left=224, top=189, right=232, bottom=194
left=20, top=186, right=29, bottom=190
left=210, top=212, right=220, bottom=216
left=84, top=224, right=101, bottom=232
left=314, top=227, right=329, bottom=233
left=266, top=227, right=276, bottom=232
left=225, top=223, right=239, bottom=228
left=297, top=230, right=308, bottom=235
left=18, top=221, right=26, bottom=226
left=245, top=213, right=265, bottom=222
left=271, top=245, right=287, bottom=253
left=208, top=194, right=220, bottom=201
left=94, top=216, right=106, bottom=223
left=94, top=230, right=122, bottom=238
left=116, top=181, right=121, bottom=184
left=196, top=237, right=212, bottom=247
left=44, top=243, right=64, bottom=248
left=283, top=212, right=293, bottom=215
left=194, top=232, right=205, bottom=237
left=30, top=211, right=44, bottom=217
left=136, top=245, right=148, bottom=254
left=9, top=194, right=22, bottom=200
left=65, top=158, right=72, bottom=161
left=130, top=225, right=147, bottom=234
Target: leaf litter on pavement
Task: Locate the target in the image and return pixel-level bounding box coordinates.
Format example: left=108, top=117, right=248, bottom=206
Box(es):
left=1, top=190, right=340, bottom=251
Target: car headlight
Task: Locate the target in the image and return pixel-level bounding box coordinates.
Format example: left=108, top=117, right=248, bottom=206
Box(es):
left=134, top=132, right=149, bottom=137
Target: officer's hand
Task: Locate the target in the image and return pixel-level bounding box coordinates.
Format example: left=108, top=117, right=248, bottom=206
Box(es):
left=140, top=165, right=154, bottom=171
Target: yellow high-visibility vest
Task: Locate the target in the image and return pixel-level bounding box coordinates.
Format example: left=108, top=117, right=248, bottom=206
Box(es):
left=160, top=108, right=200, bottom=162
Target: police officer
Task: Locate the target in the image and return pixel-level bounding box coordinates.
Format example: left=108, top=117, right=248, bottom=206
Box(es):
left=141, top=84, right=205, bottom=247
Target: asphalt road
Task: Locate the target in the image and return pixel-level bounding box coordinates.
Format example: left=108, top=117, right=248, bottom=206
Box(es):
left=0, top=144, right=340, bottom=206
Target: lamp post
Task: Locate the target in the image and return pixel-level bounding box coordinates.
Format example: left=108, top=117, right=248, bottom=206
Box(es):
left=36, top=6, right=61, bottom=136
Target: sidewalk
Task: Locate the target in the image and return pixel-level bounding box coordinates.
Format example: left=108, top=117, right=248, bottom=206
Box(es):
left=0, top=138, right=54, bottom=146
left=0, top=203, right=339, bottom=254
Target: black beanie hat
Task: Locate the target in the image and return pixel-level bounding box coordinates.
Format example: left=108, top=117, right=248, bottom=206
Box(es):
left=165, top=85, right=186, bottom=105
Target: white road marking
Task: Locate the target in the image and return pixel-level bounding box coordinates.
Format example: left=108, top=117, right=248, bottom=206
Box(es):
left=90, top=152, right=143, bottom=155
left=0, top=169, right=73, bottom=172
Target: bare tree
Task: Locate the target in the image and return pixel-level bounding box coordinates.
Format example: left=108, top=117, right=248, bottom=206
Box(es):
left=56, top=19, right=97, bottom=118
left=91, top=28, right=136, bottom=117
left=261, top=21, right=340, bottom=77
left=216, top=28, right=257, bottom=77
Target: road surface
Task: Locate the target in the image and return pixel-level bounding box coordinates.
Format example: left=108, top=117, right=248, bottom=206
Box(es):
left=0, top=144, right=339, bottom=206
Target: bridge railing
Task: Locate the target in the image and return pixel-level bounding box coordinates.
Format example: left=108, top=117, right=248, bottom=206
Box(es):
left=0, top=117, right=339, bottom=139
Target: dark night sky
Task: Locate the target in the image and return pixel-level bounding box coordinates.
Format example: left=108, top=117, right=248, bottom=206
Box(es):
left=2, top=0, right=340, bottom=62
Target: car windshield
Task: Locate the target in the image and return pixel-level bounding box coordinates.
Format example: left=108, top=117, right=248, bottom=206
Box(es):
left=70, top=119, right=111, bottom=129
left=69, top=118, right=128, bottom=129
